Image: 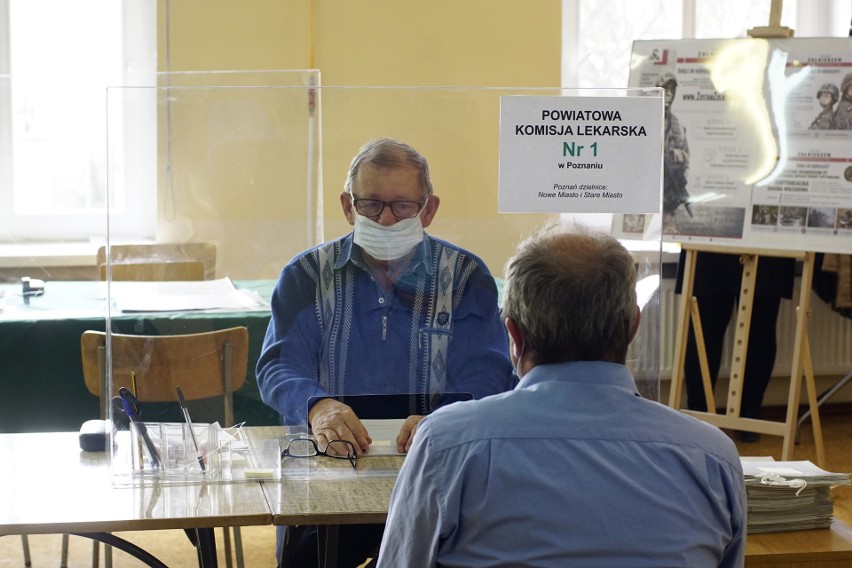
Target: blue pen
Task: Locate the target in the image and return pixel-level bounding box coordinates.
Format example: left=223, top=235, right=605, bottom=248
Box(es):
left=119, top=387, right=161, bottom=468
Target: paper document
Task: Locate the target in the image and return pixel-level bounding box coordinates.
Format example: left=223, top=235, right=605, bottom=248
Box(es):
left=111, top=277, right=268, bottom=313
left=740, top=459, right=851, bottom=482
left=362, top=419, right=406, bottom=456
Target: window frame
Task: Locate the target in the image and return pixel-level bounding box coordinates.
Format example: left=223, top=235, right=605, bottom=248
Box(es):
left=0, top=0, right=156, bottom=243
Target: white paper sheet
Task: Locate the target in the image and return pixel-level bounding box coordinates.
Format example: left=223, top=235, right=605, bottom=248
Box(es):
left=110, top=277, right=268, bottom=313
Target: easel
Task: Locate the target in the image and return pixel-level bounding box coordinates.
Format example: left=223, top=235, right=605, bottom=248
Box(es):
left=668, top=244, right=825, bottom=464
left=665, top=0, right=826, bottom=463
left=746, top=0, right=794, bottom=38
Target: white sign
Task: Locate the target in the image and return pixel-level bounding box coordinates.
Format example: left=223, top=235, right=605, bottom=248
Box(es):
left=498, top=95, right=663, bottom=214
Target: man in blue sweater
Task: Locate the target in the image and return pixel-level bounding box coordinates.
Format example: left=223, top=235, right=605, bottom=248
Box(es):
left=258, top=138, right=514, bottom=567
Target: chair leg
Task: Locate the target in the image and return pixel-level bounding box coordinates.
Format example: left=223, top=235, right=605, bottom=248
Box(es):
left=21, top=535, right=32, bottom=567
left=233, top=527, right=245, bottom=568
left=105, top=543, right=113, bottom=568
left=92, top=539, right=100, bottom=568
left=61, top=533, right=69, bottom=568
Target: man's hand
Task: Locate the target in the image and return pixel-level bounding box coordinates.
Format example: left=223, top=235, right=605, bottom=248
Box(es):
left=308, top=398, right=372, bottom=455
left=396, top=415, right=425, bottom=453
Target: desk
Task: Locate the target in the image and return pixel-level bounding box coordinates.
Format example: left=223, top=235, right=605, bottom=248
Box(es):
left=0, top=431, right=271, bottom=567
left=0, top=280, right=278, bottom=433
left=247, top=425, right=852, bottom=566
left=243, top=426, right=405, bottom=526
left=4, top=428, right=852, bottom=567
left=746, top=525, right=852, bottom=567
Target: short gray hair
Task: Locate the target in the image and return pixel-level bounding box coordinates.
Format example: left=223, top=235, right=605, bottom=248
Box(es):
left=344, top=138, right=434, bottom=198
left=502, top=226, right=638, bottom=364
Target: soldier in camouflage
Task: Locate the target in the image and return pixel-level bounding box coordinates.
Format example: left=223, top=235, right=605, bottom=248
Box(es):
left=657, top=73, right=692, bottom=231
left=809, top=83, right=838, bottom=130
left=834, top=73, right=852, bottom=130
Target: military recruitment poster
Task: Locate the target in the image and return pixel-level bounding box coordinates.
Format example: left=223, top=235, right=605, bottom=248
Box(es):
left=498, top=94, right=663, bottom=214
left=619, top=37, right=852, bottom=255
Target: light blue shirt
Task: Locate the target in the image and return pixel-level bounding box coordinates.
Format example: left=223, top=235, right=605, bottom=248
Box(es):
left=378, top=361, right=746, bottom=568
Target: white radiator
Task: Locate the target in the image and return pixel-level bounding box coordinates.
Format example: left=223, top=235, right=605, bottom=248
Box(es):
left=653, top=278, right=852, bottom=379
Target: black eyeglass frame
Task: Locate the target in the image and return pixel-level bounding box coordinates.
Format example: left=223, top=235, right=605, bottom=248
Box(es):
left=280, top=437, right=358, bottom=469
left=348, top=192, right=428, bottom=220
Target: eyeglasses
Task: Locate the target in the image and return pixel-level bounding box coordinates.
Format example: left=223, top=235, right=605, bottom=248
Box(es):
left=350, top=194, right=427, bottom=220
left=281, top=437, right=358, bottom=469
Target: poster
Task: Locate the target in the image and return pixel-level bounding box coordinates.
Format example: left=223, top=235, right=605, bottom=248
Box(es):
left=498, top=94, right=663, bottom=214
left=616, top=38, right=852, bottom=254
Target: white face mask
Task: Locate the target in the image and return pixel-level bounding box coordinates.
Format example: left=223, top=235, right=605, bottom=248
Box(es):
left=353, top=214, right=424, bottom=261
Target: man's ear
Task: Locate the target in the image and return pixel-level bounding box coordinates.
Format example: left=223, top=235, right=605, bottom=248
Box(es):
left=340, top=191, right=356, bottom=226
left=629, top=306, right=641, bottom=343
left=419, top=195, right=440, bottom=228
left=504, top=317, right=524, bottom=358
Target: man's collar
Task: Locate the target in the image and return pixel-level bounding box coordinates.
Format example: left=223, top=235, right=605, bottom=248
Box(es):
left=517, top=361, right=639, bottom=396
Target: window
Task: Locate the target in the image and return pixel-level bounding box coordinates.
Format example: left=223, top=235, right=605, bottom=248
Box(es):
left=0, top=0, right=156, bottom=242
left=562, top=0, right=851, bottom=90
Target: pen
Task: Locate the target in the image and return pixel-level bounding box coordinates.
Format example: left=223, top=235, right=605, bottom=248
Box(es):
left=128, top=370, right=140, bottom=416
left=119, top=387, right=161, bottom=468
left=130, top=368, right=138, bottom=398
left=177, top=386, right=206, bottom=471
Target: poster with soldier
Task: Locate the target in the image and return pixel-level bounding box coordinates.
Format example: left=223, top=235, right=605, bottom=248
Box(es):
left=616, top=37, right=852, bottom=255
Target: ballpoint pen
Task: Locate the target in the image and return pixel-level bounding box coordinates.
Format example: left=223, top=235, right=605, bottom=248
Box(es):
left=130, top=368, right=138, bottom=398
left=176, top=386, right=206, bottom=471
left=118, top=387, right=161, bottom=468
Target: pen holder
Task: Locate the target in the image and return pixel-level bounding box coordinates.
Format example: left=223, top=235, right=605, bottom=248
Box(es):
left=125, top=422, right=222, bottom=482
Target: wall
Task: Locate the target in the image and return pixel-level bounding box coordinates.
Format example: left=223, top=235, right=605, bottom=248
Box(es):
left=156, top=0, right=562, bottom=278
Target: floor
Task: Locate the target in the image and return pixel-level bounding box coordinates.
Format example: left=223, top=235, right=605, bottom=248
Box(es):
left=2, top=410, right=851, bottom=567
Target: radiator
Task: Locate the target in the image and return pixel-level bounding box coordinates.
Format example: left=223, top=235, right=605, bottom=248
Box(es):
left=651, top=278, right=852, bottom=379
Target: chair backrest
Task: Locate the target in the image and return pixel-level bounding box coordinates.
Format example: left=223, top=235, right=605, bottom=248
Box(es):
left=96, top=243, right=217, bottom=281
left=81, top=327, right=248, bottom=426
left=100, top=260, right=206, bottom=281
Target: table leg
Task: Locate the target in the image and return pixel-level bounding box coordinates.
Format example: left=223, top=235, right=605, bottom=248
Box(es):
left=318, top=525, right=339, bottom=567
left=185, top=527, right=219, bottom=568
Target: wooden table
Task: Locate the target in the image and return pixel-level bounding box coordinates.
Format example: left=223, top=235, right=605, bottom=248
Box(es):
left=5, top=428, right=852, bottom=567
left=242, top=425, right=405, bottom=526
left=746, top=523, right=852, bottom=567
left=246, top=425, right=852, bottom=566
left=0, top=431, right=272, bottom=567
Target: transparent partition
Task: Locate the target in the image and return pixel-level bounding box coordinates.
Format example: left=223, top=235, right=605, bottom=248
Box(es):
left=105, top=82, right=663, bottom=482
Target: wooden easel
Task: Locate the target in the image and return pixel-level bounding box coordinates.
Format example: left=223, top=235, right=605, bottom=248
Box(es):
left=668, top=244, right=825, bottom=464
left=746, top=0, right=794, bottom=38
left=666, top=0, right=825, bottom=462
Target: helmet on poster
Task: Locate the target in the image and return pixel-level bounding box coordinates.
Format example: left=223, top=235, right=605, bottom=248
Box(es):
left=655, top=72, right=677, bottom=90
left=817, top=83, right=839, bottom=104
left=842, top=73, right=852, bottom=97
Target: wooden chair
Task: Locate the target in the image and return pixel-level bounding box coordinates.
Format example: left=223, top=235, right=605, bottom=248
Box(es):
left=97, top=242, right=217, bottom=281
left=79, top=327, right=249, bottom=568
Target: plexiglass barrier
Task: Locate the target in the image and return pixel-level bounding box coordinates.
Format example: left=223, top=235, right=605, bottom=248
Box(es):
left=104, top=81, right=663, bottom=483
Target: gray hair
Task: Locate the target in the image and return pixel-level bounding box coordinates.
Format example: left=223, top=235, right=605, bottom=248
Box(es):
left=344, top=138, right=434, bottom=198
left=502, top=226, right=638, bottom=364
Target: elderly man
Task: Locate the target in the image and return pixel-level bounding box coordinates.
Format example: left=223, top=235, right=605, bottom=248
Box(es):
left=378, top=226, right=746, bottom=567
left=258, top=138, right=514, bottom=567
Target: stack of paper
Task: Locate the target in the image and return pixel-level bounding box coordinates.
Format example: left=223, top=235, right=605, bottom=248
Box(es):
left=110, top=277, right=268, bottom=313
left=741, top=458, right=851, bottom=534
